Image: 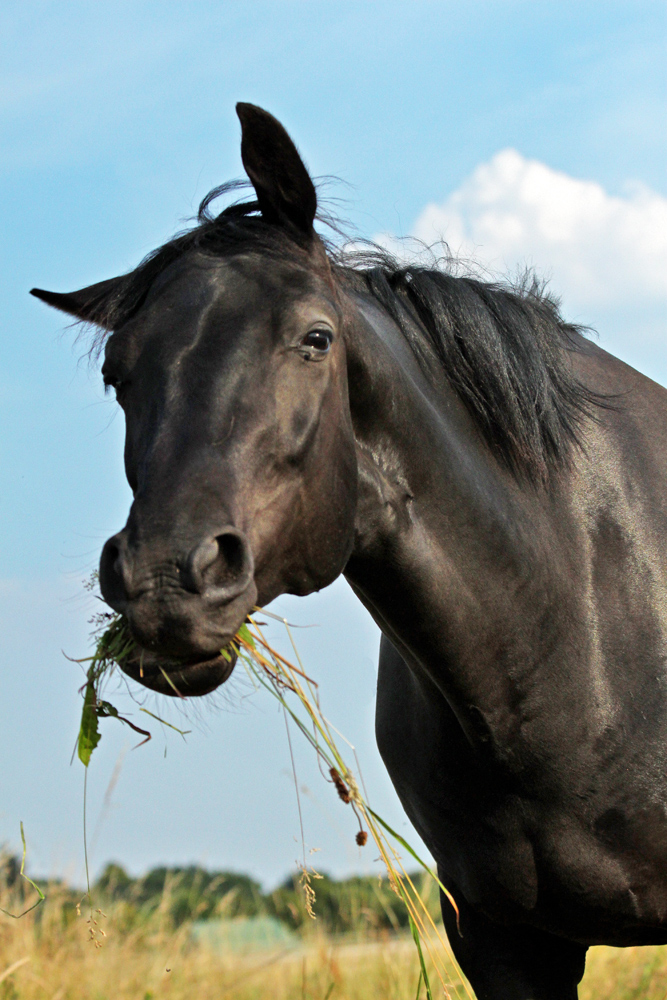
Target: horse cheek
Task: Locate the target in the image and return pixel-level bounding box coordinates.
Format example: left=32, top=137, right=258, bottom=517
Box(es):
left=302, top=407, right=357, bottom=588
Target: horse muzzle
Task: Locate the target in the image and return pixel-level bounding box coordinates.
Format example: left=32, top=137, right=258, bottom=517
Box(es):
left=98, top=526, right=257, bottom=696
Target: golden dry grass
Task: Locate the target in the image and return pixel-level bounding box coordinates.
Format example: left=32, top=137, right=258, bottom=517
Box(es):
left=0, top=884, right=665, bottom=1000
left=46, top=614, right=663, bottom=998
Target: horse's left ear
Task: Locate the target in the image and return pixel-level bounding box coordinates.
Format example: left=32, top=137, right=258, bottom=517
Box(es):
left=236, top=103, right=317, bottom=236
left=30, top=276, right=125, bottom=328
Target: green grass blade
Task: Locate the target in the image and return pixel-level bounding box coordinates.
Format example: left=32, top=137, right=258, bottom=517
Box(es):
left=414, top=969, right=423, bottom=1000
left=139, top=708, right=191, bottom=737
left=0, top=823, right=46, bottom=919
left=410, top=914, right=433, bottom=1000
left=367, top=805, right=461, bottom=932
left=77, top=676, right=101, bottom=767
left=236, top=624, right=256, bottom=648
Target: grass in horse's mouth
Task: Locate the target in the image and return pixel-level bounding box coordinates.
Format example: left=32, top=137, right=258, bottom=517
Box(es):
left=73, top=610, right=239, bottom=754
left=119, top=639, right=237, bottom=698
left=73, top=602, right=468, bottom=998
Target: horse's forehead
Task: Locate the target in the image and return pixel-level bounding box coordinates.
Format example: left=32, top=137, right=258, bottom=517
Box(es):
left=108, top=252, right=337, bottom=363
left=134, top=255, right=332, bottom=343
left=161, top=253, right=325, bottom=307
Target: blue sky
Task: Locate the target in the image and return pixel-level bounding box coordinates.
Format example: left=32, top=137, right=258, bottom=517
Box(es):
left=1, top=2, right=665, bottom=887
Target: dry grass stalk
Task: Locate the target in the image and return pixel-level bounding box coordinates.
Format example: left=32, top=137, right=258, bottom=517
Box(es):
left=233, top=615, right=474, bottom=1000
left=74, top=605, right=470, bottom=995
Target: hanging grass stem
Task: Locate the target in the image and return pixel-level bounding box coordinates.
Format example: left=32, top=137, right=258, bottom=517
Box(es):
left=74, top=604, right=472, bottom=996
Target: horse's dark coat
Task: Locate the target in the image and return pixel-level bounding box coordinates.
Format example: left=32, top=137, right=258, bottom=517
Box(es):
left=32, top=104, right=667, bottom=999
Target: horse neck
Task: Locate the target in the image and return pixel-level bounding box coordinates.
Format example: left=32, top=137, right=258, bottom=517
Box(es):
left=343, top=290, right=560, bottom=708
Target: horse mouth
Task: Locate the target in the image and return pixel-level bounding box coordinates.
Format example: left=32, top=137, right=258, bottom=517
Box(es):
left=119, top=645, right=237, bottom=697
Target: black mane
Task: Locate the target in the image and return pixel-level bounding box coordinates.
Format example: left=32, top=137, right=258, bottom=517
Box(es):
left=339, top=251, right=600, bottom=481
left=94, top=183, right=600, bottom=482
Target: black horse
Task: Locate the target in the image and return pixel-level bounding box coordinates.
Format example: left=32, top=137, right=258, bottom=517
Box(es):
left=32, top=105, right=667, bottom=999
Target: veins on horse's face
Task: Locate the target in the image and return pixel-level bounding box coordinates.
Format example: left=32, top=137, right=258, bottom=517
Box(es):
left=108, top=257, right=344, bottom=480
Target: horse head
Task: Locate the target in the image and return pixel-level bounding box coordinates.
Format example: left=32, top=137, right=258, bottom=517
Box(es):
left=32, top=105, right=358, bottom=695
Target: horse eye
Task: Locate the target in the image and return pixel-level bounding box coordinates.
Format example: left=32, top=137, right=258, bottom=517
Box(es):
left=103, top=372, right=126, bottom=396
left=301, top=329, right=332, bottom=353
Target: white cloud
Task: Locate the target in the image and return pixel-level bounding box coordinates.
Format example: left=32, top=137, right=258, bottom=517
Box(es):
left=407, top=150, right=667, bottom=315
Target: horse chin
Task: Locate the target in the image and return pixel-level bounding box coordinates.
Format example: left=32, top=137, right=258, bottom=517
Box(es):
left=119, top=645, right=237, bottom=698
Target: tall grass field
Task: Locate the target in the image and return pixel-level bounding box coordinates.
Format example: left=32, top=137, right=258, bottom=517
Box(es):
left=0, top=871, right=664, bottom=999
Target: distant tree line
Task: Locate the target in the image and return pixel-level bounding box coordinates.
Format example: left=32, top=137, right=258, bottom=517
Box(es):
left=0, top=853, right=441, bottom=935
left=95, top=862, right=442, bottom=934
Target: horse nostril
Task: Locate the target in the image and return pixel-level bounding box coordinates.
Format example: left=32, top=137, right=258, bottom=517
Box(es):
left=99, top=534, right=130, bottom=611
left=217, top=532, right=245, bottom=577
left=185, top=528, right=254, bottom=603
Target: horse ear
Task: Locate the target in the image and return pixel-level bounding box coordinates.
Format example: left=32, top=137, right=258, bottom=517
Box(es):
left=236, top=103, right=317, bottom=235
left=30, top=276, right=124, bottom=328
